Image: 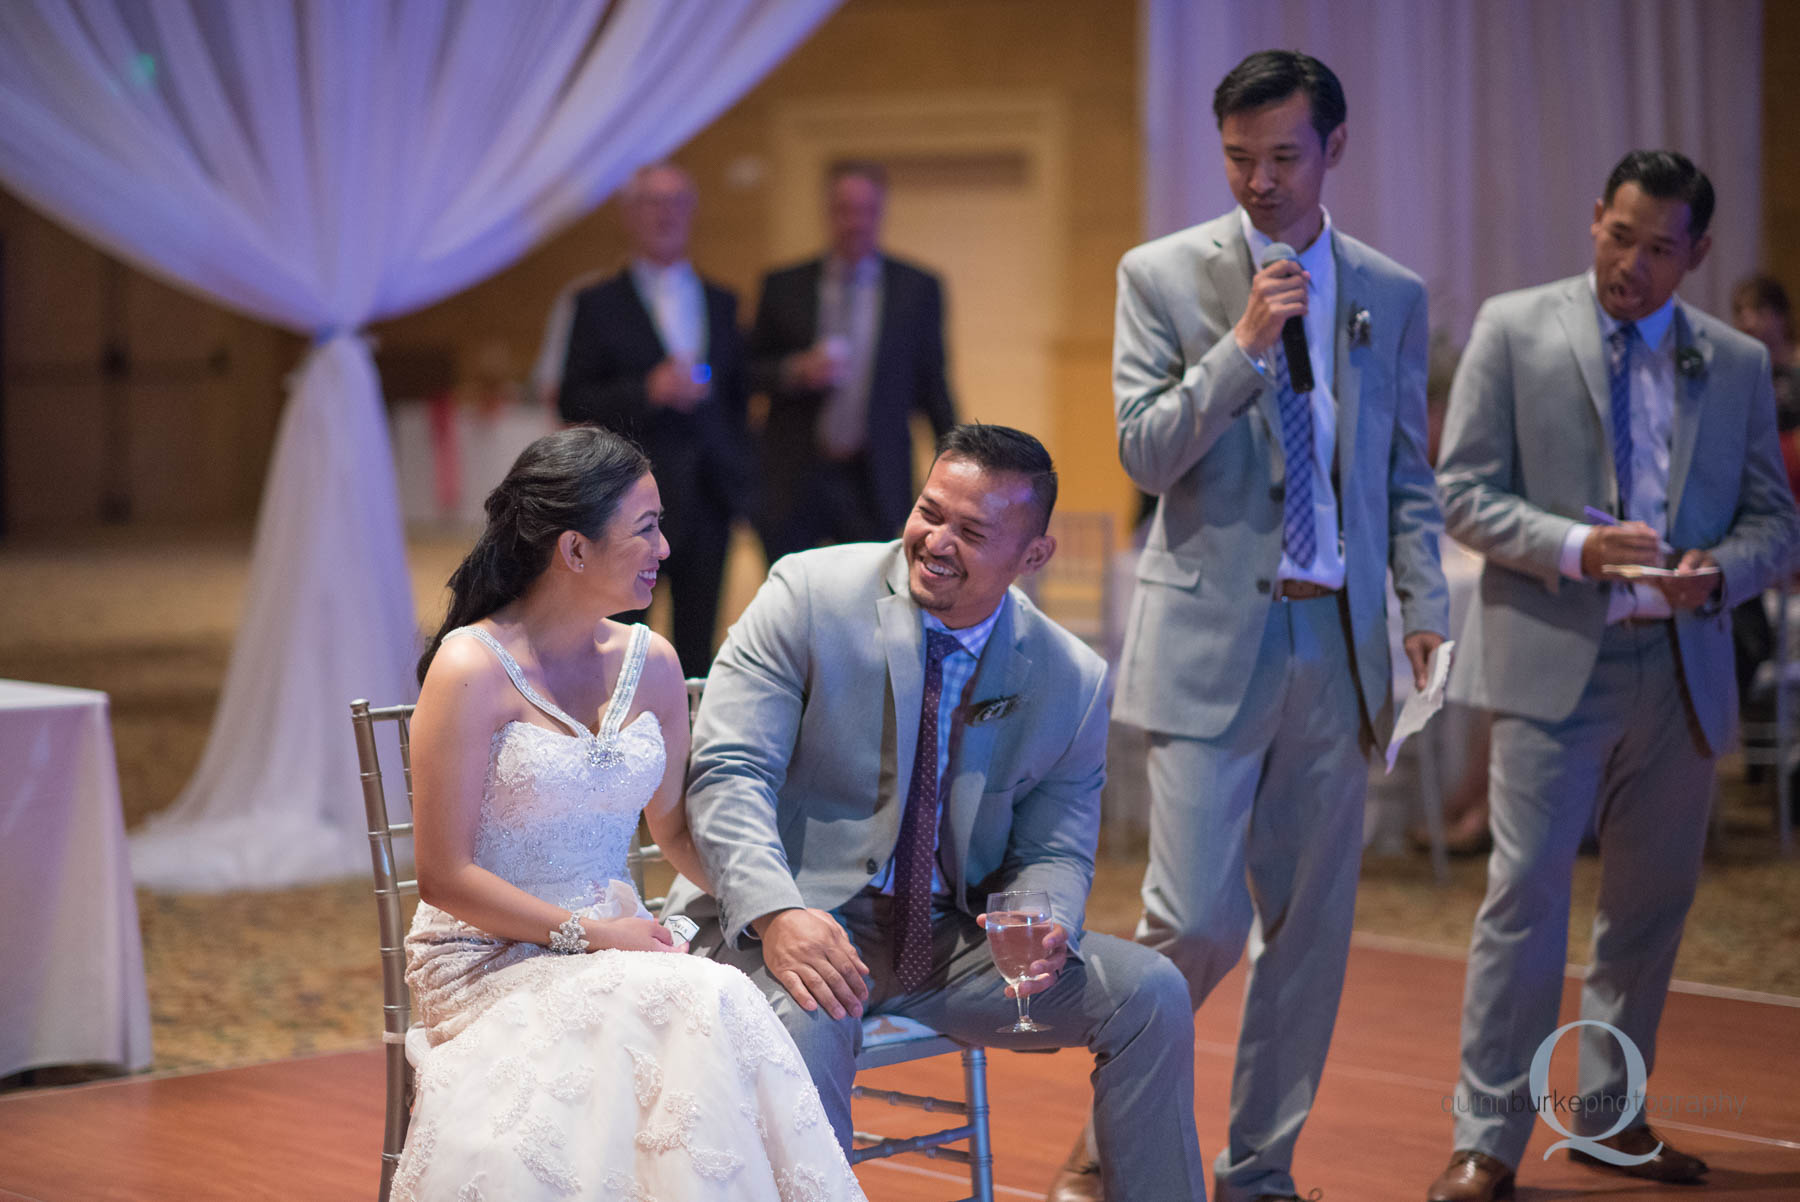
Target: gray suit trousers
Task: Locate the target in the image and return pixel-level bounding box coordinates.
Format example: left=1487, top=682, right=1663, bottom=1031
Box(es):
left=1134, top=594, right=1368, bottom=1202
left=1452, top=619, right=1714, bottom=1164
left=697, top=891, right=1206, bottom=1202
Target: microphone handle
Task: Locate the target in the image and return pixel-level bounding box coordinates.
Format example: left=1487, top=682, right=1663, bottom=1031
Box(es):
left=1280, top=316, right=1314, bottom=394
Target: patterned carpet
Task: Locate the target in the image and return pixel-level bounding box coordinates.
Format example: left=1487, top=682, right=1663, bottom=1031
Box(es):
left=136, top=878, right=385, bottom=1074
left=1, top=529, right=1795, bottom=1090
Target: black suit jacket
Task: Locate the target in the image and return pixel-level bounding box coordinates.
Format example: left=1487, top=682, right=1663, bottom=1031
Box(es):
left=558, top=270, right=754, bottom=550
left=748, top=254, right=957, bottom=536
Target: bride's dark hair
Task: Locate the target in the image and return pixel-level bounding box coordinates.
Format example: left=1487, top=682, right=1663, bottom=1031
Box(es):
left=417, top=426, right=651, bottom=683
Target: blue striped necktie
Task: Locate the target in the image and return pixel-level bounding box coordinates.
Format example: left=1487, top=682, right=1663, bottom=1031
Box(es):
left=1274, top=342, right=1316, bottom=566
left=1607, top=323, right=1637, bottom=516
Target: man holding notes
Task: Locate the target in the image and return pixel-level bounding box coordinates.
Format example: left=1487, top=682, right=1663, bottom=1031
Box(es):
left=1428, top=150, right=1799, bottom=1202
left=1111, top=50, right=1447, bottom=1202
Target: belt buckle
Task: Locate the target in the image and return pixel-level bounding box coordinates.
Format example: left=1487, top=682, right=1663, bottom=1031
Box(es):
left=1278, top=580, right=1338, bottom=602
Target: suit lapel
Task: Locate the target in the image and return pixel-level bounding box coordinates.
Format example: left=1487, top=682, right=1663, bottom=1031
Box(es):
left=870, top=256, right=898, bottom=400
left=1331, top=236, right=1364, bottom=489
left=1556, top=282, right=1618, bottom=507
left=1203, top=227, right=1271, bottom=432
left=878, top=552, right=925, bottom=808
left=1665, top=304, right=1711, bottom=528
left=795, top=259, right=825, bottom=346
left=944, top=596, right=1031, bottom=902
left=699, top=282, right=725, bottom=363
left=621, top=270, right=670, bottom=359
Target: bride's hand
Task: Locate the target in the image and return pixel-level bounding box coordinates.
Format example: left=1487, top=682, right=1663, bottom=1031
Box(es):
left=580, top=916, right=685, bottom=954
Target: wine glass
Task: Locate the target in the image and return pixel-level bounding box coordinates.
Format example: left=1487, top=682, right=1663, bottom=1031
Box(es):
left=984, top=889, right=1053, bottom=1034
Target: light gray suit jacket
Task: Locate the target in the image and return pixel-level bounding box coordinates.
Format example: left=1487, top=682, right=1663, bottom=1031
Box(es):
left=1438, top=275, right=1800, bottom=754
left=664, top=542, right=1111, bottom=954
left=1112, top=211, right=1449, bottom=744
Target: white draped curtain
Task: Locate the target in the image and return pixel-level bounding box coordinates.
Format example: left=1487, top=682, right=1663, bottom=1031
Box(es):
left=0, top=0, right=839, bottom=891
left=1143, top=0, right=1764, bottom=342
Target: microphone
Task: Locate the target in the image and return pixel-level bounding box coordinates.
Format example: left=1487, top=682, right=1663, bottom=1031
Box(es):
left=1256, top=241, right=1314, bottom=394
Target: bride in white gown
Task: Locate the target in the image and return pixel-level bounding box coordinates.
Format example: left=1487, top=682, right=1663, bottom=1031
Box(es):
left=393, top=427, right=864, bottom=1202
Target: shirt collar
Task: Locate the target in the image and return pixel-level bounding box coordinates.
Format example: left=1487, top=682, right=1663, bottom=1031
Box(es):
left=632, top=258, right=694, bottom=286
left=922, top=594, right=1006, bottom=660
left=1239, top=207, right=1334, bottom=282
left=1587, top=270, right=1678, bottom=351
left=826, top=253, right=881, bottom=286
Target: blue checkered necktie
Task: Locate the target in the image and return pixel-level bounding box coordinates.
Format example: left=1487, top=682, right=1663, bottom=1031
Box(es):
left=1607, top=323, right=1637, bottom=517
left=893, top=629, right=959, bottom=991
left=1274, top=342, right=1317, bottom=567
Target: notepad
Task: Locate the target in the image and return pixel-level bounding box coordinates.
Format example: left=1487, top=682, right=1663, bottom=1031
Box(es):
left=1601, top=563, right=1722, bottom=580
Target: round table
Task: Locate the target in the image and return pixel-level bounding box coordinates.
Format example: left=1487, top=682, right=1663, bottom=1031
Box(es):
left=0, top=680, right=152, bottom=1079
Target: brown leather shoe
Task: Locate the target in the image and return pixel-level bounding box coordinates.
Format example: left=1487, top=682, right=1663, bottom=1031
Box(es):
left=1046, top=1132, right=1103, bottom=1201
left=1427, top=1149, right=1514, bottom=1202
left=1568, top=1125, right=1709, bottom=1182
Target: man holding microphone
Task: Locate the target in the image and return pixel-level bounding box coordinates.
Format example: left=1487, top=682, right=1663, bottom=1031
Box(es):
left=1105, top=49, right=1448, bottom=1202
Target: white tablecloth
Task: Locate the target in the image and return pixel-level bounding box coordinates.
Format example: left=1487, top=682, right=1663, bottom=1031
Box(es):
left=0, top=680, right=152, bottom=1078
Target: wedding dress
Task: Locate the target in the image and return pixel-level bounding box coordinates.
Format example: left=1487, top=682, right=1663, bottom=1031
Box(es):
left=393, top=624, right=865, bottom=1202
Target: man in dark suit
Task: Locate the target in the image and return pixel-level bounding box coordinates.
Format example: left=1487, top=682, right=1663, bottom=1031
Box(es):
left=748, top=161, right=958, bottom=560
left=559, top=162, right=754, bottom=675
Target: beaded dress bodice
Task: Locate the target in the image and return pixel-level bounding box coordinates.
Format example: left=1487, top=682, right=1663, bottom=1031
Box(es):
left=443, top=624, right=662, bottom=910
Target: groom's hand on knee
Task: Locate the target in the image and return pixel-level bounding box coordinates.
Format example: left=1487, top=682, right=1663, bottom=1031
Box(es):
left=755, top=908, right=871, bottom=1020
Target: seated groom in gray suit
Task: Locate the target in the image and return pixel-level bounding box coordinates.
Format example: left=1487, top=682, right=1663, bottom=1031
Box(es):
left=665, top=424, right=1205, bottom=1202
left=1109, top=49, right=1448, bottom=1202
left=1427, top=152, right=1800, bottom=1202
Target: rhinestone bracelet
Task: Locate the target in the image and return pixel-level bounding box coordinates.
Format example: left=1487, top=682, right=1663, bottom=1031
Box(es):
left=548, top=913, right=590, bottom=954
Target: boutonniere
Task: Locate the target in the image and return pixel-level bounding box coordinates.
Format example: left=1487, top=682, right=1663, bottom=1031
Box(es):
left=1676, top=346, right=1705, bottom=379
left=1346, top=304, right=1372, bottom=348
left=965, top=695, right=1019, bottom=725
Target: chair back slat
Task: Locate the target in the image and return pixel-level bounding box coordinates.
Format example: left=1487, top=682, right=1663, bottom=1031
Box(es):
left=349, top=698, right=419, bottom=1202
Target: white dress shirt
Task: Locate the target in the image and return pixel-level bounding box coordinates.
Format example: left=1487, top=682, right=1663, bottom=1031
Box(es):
left=630, top=258, right=706, bottom=363
left=1556, top=274, right=1679, bottom=622
left=1238, top=207, right=1346, bottom=590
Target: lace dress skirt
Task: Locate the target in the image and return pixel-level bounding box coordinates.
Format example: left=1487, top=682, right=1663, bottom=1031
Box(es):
left=393, top=881, right=865, bottom=1202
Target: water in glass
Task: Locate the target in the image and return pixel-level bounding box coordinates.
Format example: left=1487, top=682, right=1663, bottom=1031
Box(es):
left=985, top=889, right=1052, bottom=1034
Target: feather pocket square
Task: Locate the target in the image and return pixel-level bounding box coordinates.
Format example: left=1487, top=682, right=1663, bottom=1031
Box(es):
left=965, top=695, right=1019, bottom=725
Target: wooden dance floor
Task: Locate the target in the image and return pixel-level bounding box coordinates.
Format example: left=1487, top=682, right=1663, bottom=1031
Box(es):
left=3, top=941, right=1795, bottom=1201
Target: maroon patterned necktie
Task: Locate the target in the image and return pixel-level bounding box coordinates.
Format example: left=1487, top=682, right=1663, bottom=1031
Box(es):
left=893, top=630, right=959, bottom=991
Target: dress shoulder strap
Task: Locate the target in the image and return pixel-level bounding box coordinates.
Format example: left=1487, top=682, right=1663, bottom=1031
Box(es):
left=442, top=626, right=588, bottom=737
left=596, top=624, right=652, bottom=743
